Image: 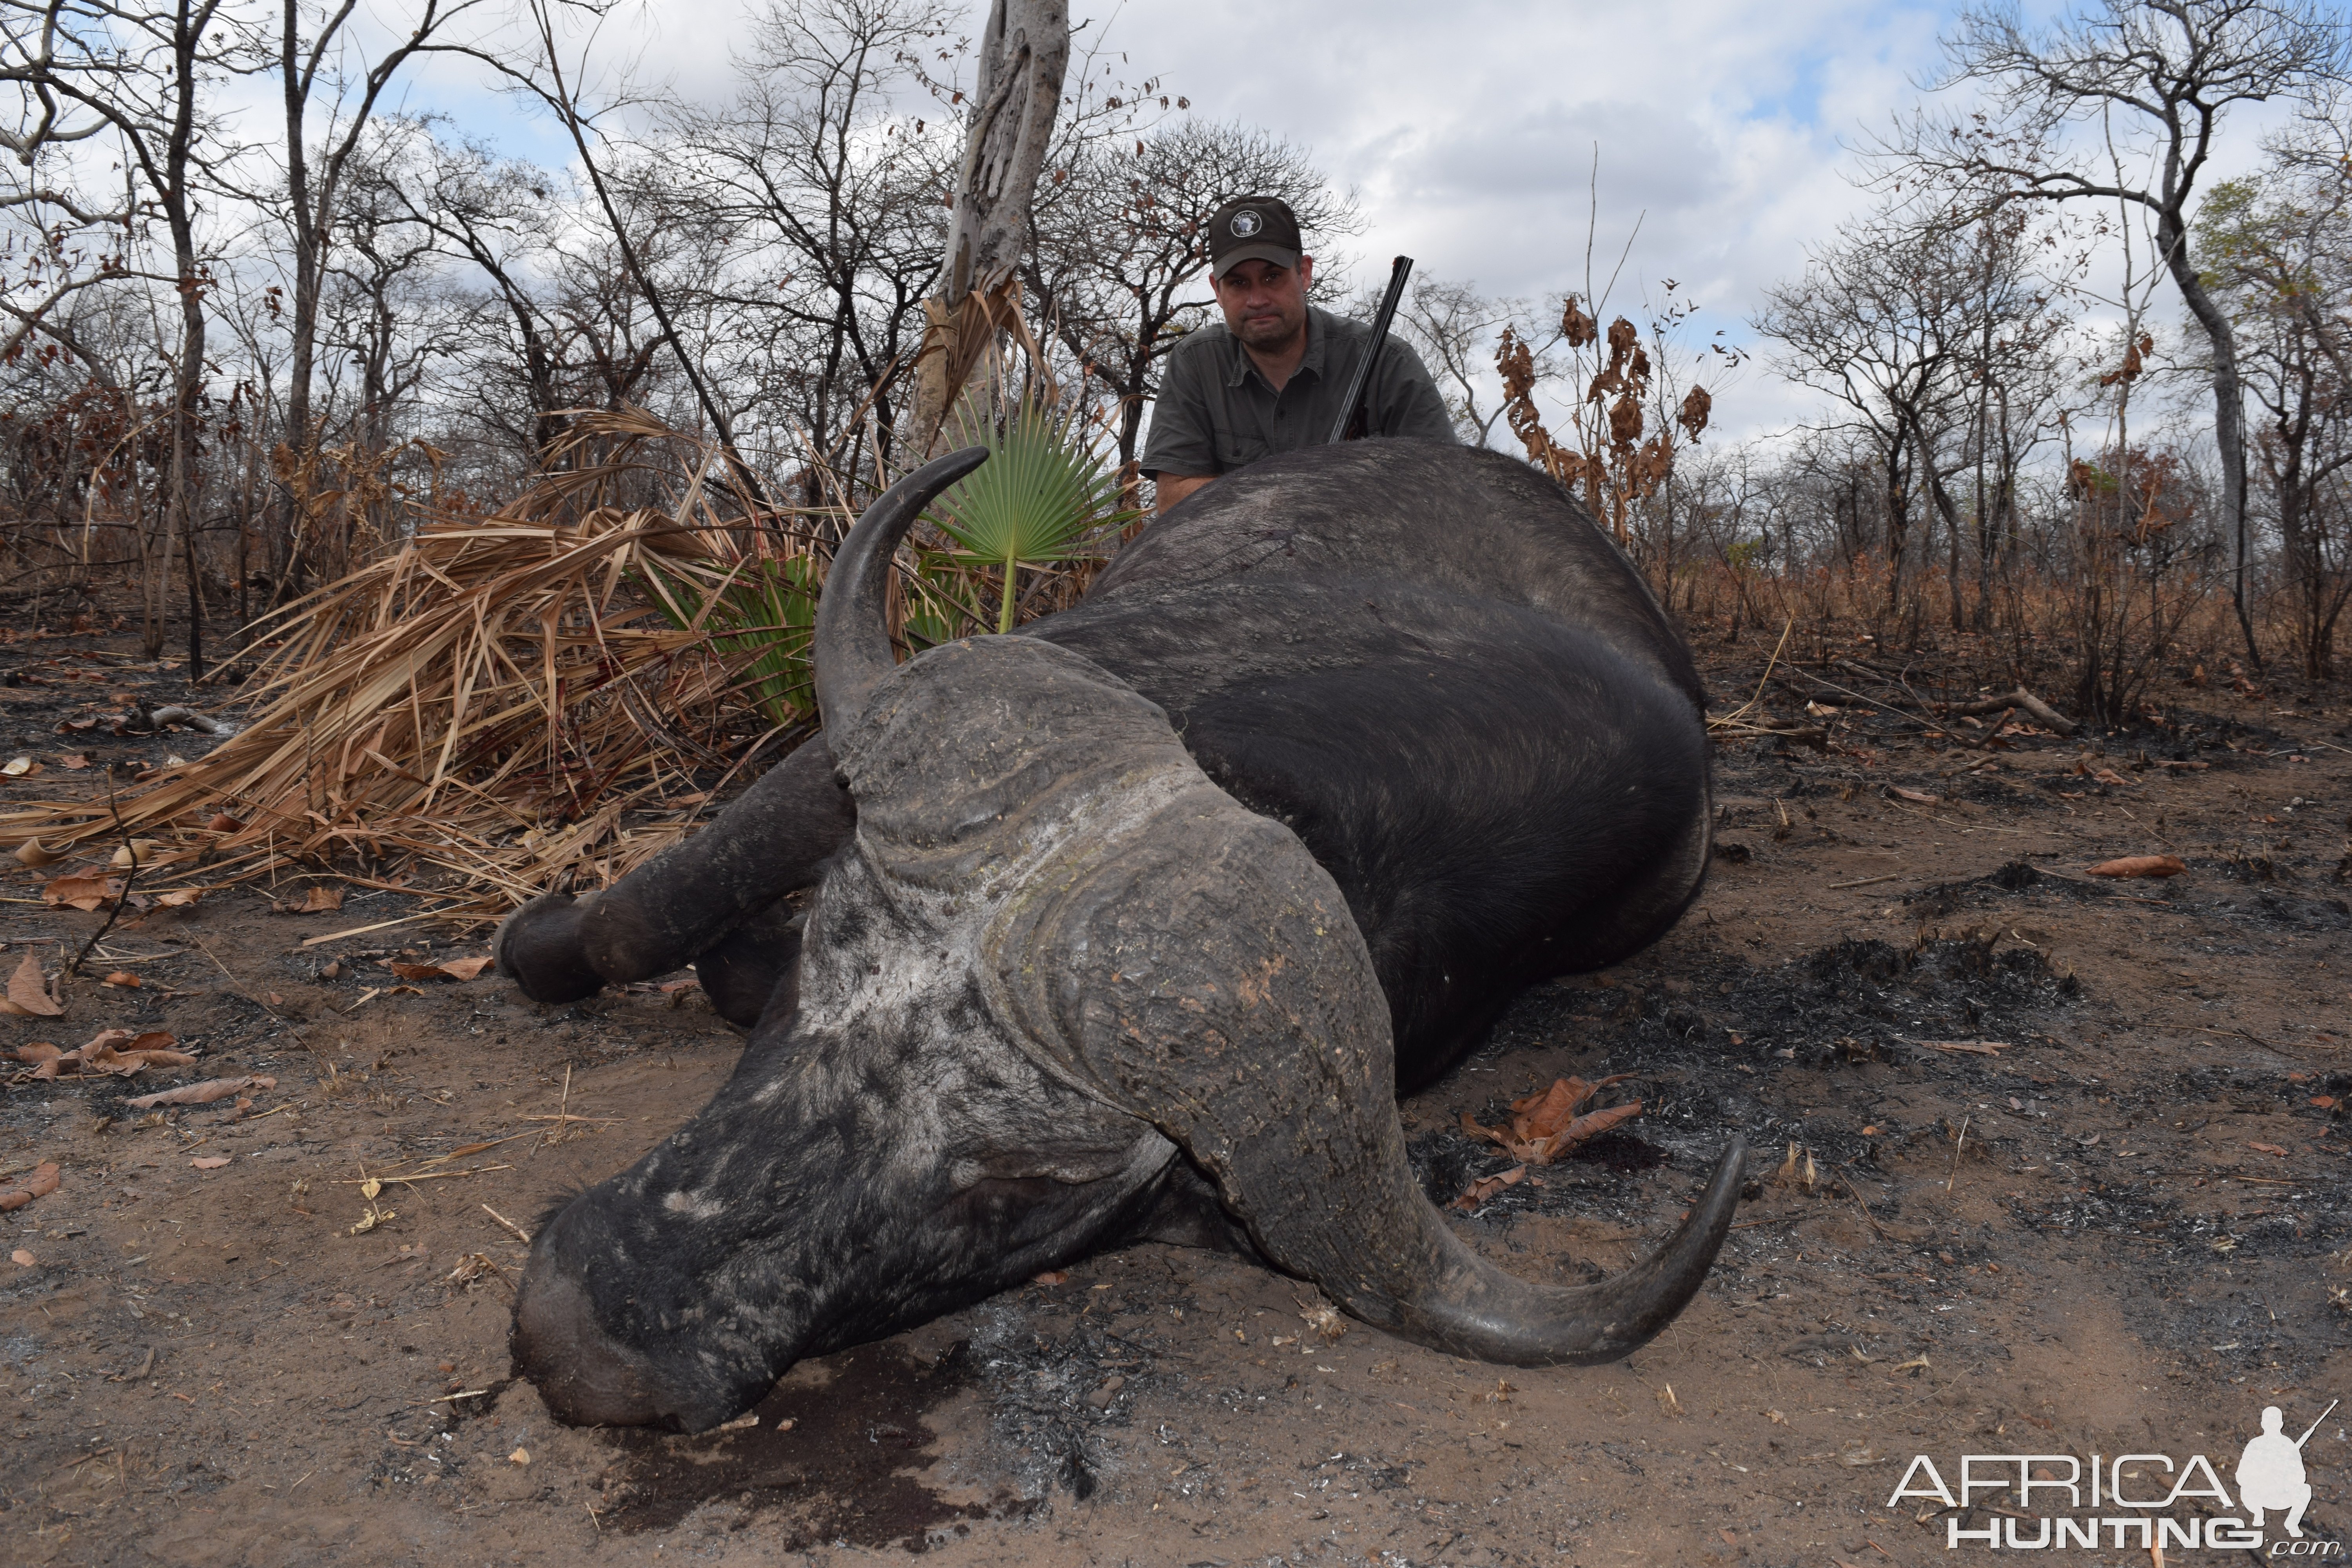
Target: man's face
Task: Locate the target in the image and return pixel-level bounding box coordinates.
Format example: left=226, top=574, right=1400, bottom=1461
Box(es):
left=1211, top=255, right=1315, bottom=352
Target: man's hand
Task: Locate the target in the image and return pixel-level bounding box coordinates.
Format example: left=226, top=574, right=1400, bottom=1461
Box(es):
left=1154, top=474, right=1214, bottom=513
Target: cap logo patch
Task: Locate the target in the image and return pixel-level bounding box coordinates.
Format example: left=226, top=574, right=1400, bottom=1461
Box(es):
left=1229, top=210, right=1262, bottom=238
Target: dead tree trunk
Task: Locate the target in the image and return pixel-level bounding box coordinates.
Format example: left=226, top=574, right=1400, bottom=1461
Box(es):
left=909, top=0, right=1070, bottom=453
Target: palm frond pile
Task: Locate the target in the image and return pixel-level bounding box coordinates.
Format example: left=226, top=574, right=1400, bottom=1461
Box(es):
left=0, top=411, right=845, bottom=916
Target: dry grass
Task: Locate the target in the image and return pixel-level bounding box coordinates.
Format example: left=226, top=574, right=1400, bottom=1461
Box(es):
left=0, top=410, right=855, bottom=916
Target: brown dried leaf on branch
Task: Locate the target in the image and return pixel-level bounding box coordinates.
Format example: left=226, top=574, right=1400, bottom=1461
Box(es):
left=1459, top=1074, right=1643, bottom=1165
left=0, top=950, right=62, bottom=1018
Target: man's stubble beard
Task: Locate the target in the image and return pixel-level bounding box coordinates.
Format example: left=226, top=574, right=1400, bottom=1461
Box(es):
left=1231, top=307, right=1305, bottom=355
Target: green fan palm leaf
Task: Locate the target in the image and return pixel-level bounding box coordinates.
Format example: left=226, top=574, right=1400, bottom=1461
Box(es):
left=922, top=388, right=1139, bottom=633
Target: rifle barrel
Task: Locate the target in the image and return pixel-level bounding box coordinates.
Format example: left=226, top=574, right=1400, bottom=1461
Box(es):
left=2295, top=1398, right=2339, bottom=1447
left=1327, top=255, right=1414, bottom=446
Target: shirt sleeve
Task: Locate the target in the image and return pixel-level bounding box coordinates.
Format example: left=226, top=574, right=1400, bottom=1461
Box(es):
left=1140, top=336, right=1223, bottom=478
left=1372, top=338, right=1463, bottom=444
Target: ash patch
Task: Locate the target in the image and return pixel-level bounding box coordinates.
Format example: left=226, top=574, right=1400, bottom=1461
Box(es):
left=1711, top=934, right=2080, bottom=1066
left=1506, top=933, right=2081, bottom=1075
left=962, top=1307, right=1158, bottom=1504
left=1902, top=859, right=2112, bottom=919
left=594, top=1341, right=1017, bottom=1548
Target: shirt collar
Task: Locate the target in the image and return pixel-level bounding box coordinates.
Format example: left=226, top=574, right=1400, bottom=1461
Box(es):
left=1222, top=307, right=1329, bottom=392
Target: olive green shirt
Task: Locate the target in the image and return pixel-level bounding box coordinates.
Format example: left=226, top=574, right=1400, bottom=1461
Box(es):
left=1140, top=305, right=1459, bottom=478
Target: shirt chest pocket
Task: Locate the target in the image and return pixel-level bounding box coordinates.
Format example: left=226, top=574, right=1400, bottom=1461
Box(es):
left=1218, top=433, right=1274, bottom=469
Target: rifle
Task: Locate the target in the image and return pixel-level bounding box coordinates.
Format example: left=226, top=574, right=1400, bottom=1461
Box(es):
left=1327, top=254, right=1414, bottom=445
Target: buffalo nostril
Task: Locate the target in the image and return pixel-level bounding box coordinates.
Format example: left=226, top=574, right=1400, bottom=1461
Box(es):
left=512, top=1267, right=666, bottom=1428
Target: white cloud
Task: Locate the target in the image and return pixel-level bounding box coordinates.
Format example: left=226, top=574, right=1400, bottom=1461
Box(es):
left=379, top=0, right=2310, bottom=445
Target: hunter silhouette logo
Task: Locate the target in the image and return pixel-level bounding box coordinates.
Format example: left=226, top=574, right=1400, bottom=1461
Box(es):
left=1885, top=1396, right=2341, bottom=1552
left=2239, top=1401, right=2334, bottom=1537
left=1229, top=210, right=1262, bottom=238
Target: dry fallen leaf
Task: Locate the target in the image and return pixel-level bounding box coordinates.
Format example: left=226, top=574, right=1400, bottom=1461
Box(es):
left=54, top=752, right=89, bottom=770
left=2248, top=1142, right=2290, bottom=1158
left=1889, top=786, right=1939, bottom=804
left=191, top=1156, right=230, bottom=1171
left=1459, top=1074, right=1642, bottom=1164
left=124, top=1075, right=276, bottom=1109
left=2087, top=854, right=2185, bottom=878
left=14, top=839, right=63, bottom=868
left=2, top=756, right=35, bottom=777
left=102, top=971, right=140, bottom=988
left=508, top=1448, right=531, bottom=1466
left=1449, top=1164, right=1527, bottom=1211
left=42, top=871, right=124, bottom=912
left=204, top=811, right=244, bottom=833
left=10, top=1249, right=32, bottom=1267
left=0, top=1162, right=60, bottom=1212
left=152, top=887, right=201, bottom=909
left=296, top=884, right=345, bottom=913
left=0, top=949, right=63, bottom=1018
left=109, top=838, right=169, bottom=868
left=19, top=1028, right=193, bottom=1079
left=1032, top=1270, right=1069, bottom=1285
left=387, top=955, right=495, bottom=982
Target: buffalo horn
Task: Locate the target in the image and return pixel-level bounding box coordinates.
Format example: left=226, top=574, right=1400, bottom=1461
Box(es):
left=1001, top=797, right=1745, bottom=1367
left=813, top=446, right=991, bottom=729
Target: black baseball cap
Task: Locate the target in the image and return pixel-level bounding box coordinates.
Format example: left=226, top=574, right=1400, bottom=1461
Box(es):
left=1207, top=195, right=1303, bottom=278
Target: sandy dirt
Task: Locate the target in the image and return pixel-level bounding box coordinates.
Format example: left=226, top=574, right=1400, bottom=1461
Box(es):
left=3, top=612, right=2350, bottom=1568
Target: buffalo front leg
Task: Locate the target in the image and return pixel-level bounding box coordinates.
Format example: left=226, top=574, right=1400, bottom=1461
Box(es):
left=495, top=737, right=853, bottom=1005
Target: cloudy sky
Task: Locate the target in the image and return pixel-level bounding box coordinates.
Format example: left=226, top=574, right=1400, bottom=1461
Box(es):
left=372, top=0, right=2290, bottom=445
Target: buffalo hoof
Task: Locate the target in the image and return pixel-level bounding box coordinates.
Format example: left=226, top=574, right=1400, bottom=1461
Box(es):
left=494, top=891, right=607, bottom=1005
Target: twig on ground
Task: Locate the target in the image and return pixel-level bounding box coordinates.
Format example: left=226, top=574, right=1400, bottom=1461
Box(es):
left=67, top=782, right=139, bottom=977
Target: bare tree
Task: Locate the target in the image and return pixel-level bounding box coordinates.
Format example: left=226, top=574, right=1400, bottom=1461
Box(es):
left=657, top=0, right=960, bottom=496
left=379, top=131, right=571, bottom=464
left=2198, top=114, right=2352, bottom=677
left=1754, top=205, right=1975, bottom=616
left=1351, top=275, right=1522, bottom=447
left=0, top=0, right=263, bottom=667
left=907, top=0, right=1066, bottom=447
left=277, top=0, right=485, bottom=469
left=1892, top=0, right=2351, bottom=664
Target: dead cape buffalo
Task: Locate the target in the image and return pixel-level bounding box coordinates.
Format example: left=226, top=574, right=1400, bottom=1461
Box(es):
left=500, top=439, right=1745, bottom=1432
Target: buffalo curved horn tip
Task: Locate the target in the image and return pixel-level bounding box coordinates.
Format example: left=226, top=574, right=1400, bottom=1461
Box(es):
left=1385, top=1134, right=1748, bottom=1368
left=812, top=445, right=991, bottom=729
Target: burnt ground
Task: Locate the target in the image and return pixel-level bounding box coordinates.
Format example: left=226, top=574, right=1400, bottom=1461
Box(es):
left=2, top=610, right=2350, bottom=1568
